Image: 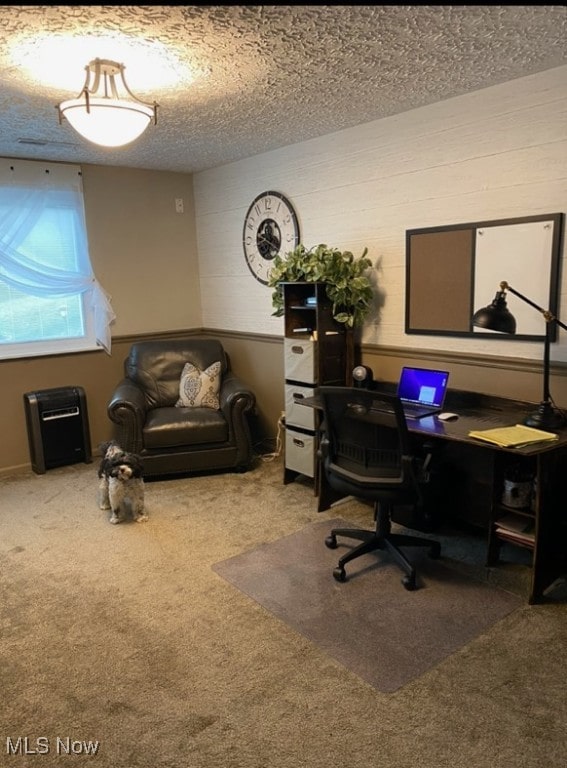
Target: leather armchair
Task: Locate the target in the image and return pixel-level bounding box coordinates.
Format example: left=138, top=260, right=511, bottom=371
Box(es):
left=107, top=338, right=257, bottom=477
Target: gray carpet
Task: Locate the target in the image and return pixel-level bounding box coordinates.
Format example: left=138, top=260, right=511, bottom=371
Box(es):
left=213, top=518, right=523, bottom=692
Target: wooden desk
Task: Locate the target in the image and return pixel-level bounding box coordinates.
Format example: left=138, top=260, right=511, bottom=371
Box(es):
left=295, top=387, right=567, bottom=604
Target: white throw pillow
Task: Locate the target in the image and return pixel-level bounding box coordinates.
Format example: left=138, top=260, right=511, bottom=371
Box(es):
left=176, top=361, right=221, bottom=410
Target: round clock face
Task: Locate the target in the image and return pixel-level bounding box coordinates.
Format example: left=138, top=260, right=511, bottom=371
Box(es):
left=242, top=190, right=300, bottom=284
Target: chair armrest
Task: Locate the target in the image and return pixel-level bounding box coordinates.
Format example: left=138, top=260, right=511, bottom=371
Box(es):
left=219, top=372, right=256, bottom=411
left=219, top=373, right=256, bottom=465
left=107, top=378, right=147, bottom=453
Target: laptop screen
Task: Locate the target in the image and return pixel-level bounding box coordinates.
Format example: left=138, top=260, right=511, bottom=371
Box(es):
left=397, top=367, right=449, bottom=408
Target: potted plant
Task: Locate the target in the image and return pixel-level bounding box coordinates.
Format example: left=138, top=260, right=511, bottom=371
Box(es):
left=267, top=243, right=374, bottom=328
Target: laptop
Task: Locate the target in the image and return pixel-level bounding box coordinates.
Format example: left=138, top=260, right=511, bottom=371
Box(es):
left=397, top=366, right=449, bottom=419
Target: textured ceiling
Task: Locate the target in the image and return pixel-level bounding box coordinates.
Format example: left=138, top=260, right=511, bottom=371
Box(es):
left=0, top=5, right=566, bottom=173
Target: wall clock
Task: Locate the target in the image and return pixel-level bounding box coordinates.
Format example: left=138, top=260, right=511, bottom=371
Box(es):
left=242, top=190, right=300, bottom=285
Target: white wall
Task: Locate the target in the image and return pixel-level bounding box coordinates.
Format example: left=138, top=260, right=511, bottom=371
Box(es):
left=194, top=65, right=567, bottom=364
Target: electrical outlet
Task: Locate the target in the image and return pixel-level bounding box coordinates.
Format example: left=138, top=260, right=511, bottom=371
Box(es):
left=175, top=198, right=184, bottom=213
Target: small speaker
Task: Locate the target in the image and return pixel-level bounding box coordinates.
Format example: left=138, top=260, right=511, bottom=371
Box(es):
left=352, top=365, right=374, bottom=388
left=23, top=386, right=92, bottom=474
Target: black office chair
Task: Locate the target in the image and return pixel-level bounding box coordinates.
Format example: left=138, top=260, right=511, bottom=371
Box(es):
left=318, top=386, right=441, bottom=590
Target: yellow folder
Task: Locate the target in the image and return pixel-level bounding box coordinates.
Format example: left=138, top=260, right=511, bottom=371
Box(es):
left=468, top=424, right=558, bottom=448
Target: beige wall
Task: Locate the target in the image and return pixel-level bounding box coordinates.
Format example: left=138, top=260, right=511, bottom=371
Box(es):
left=82, top=165, right=201, bottom=335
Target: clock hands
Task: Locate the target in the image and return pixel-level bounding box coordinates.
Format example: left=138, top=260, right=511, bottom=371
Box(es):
left=257, top=221, right=281, bottom=258
left=257, top=238, right=278, bottom=258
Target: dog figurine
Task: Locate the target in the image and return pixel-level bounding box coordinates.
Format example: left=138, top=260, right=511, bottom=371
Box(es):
left=98, top=441, right=147, bottom=524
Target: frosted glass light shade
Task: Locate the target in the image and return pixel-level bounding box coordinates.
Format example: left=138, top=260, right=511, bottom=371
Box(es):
left=57, top=59, right=158, bottom=148
left=59, top=98, right=154, bottom=147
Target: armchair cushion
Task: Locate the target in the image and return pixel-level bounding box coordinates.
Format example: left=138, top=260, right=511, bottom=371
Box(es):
left=144, top=406, right=228, bottom=449
left=176, top=360, right=221, bottom=409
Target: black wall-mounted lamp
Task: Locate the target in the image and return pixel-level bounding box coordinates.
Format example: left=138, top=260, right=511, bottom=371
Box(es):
left=472, top=281, right=566, bottom=431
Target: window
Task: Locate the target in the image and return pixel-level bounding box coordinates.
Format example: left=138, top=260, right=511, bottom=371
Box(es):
left=0, top=159, right=115, bottom=359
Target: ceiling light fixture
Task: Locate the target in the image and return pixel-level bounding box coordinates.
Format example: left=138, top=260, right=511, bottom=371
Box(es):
left=57, top=58, right=158, bottom=148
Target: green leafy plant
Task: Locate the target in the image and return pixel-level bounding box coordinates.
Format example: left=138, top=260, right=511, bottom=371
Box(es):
left=268, top=243, right=374, bottom=328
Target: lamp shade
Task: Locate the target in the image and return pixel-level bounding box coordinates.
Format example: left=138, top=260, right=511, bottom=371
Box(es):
left=58, top=98, right=154, bottom=147
left=472, top=290, right=517, bottom=334
left=57, top=59, right=157, bottom=148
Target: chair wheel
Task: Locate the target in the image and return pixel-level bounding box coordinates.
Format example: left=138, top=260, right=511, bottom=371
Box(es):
left=325, top=534, right=337, bottom=549
left=429, top=542, right=441, bottom=559
left=333, top=566, right=347, bottom=582
left=402, top=575, right=417, bottom=591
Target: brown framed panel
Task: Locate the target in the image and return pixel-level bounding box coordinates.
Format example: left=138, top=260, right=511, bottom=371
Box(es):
left=406, top=228, right=473, bottom=333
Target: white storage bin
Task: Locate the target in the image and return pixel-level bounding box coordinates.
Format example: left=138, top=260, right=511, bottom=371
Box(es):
left=285, top=383, right=316, bottom=430
left=284, top=337, right=316, bottom=384
left=285, top=427, right=315, bottom=478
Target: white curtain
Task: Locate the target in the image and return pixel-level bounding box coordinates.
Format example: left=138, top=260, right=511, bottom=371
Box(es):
left=0, top=160, right=115, bottom=353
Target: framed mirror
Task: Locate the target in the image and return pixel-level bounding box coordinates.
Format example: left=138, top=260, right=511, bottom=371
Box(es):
left=405, top=213, right=564, bottom=341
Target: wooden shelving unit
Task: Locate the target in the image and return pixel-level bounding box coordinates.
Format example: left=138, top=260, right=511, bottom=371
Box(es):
left=282, top=282, right=351, bottom=484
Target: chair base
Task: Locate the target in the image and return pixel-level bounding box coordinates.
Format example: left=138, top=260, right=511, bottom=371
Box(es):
left=325, top=526, right=441, bottom=590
